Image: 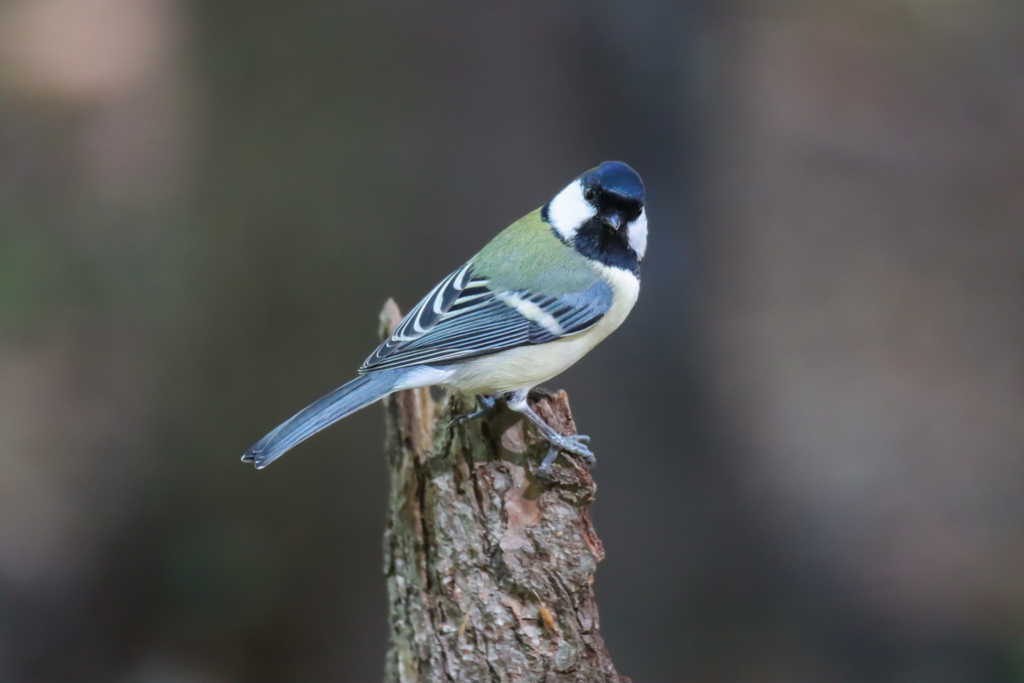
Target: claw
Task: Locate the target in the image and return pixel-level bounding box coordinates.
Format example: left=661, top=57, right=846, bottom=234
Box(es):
left=535, top=462, right=558, bottom=483
left=449, top=395, right=497, bottom=428
left=576, top=448, right=596, bottom=470
left=448, top=411, right=480, bottom=428
left=534, top=434, right=596, bottom=478
left=549, top=433, right=593, bottom=459
left=535, top=444, right=561, bottom=482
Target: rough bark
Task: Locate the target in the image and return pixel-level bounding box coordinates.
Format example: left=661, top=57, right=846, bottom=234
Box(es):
left=378, top=300, right=628, bottom=683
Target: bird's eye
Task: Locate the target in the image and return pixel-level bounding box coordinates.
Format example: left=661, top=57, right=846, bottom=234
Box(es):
left=584, top=187, right=597, bottom=201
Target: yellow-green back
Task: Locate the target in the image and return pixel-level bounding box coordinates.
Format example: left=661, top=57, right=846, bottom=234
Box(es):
left=471, top=209, right=600, bottom=295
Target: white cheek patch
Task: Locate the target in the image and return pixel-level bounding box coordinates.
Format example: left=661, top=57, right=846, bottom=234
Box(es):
left=627, top=208, right=648, bottom=260
left=546, top=180, right=596, bottom=242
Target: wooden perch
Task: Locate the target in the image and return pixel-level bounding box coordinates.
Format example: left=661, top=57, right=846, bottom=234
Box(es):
left=378, top=299, right=628, bottom=683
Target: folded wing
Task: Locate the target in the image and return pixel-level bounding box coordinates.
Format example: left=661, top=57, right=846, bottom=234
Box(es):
left=360, top=263, right=612, bottom=373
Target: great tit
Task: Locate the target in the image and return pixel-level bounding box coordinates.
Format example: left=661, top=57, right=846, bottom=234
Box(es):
left=243, top=161, right=648, bottom=474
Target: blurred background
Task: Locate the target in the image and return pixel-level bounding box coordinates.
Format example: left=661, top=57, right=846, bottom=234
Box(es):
left=0, top=0, right=1021, bottom=681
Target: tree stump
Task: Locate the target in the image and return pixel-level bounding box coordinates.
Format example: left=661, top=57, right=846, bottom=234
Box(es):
left=378, top=300, right=628, bottom=683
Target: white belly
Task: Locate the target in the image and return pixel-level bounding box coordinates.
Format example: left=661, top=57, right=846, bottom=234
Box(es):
left=445, top=265, right=639, bottom=395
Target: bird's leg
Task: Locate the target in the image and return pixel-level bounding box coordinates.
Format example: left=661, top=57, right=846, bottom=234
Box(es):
left=505, top=391, right=595, bottom=477
left=450, top=394, right=498, bottom=427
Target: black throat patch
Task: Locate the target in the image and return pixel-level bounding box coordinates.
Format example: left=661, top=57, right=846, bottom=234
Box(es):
left=563, top=218, right=640, bottom=276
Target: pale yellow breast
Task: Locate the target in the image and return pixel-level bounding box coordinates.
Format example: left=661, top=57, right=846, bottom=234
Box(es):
left=447, top=265, right=640, bottom=395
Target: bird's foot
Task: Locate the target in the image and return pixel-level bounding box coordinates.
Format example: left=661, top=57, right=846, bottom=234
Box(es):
left=551, top=433, right=594, bottom=462
left=449, top=394, right=497, bottom=427
left=534, top=434, right=595, bottom=481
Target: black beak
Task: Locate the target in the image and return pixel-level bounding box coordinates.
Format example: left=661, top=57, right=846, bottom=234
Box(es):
left=602, top=212, right=623, bottom=232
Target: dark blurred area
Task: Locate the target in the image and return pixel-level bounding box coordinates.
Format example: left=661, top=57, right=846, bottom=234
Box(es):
left=0, top=1, right=1021, bottom=681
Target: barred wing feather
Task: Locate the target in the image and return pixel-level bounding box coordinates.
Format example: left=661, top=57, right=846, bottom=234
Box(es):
left=360, top=263, right=612, bottom=373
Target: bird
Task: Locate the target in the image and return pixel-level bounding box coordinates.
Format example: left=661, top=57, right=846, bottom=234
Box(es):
left=243, top=160, right=648, bottom=476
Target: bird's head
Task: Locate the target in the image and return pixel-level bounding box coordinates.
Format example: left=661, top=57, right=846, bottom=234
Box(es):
left=543, top=161, right=647, bottom=267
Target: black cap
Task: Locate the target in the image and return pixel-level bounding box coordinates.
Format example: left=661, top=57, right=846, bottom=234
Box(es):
left=581, top=161, right=644, bottom=205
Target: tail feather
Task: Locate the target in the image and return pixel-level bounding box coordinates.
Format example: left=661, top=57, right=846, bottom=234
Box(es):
left=242, top=370, right=401, bottom=469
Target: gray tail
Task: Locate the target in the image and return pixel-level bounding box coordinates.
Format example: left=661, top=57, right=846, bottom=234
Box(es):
left=242, top=371, right=401, bottom=469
